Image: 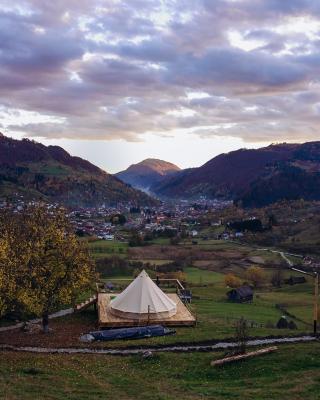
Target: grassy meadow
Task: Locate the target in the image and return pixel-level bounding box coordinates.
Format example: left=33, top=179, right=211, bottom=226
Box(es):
left=1, top=342, right=320, bottom=399
left=1, top=234, right=319, bottom=400
left=87, top=239, right=129, bottom=259
left=84, top=237, right=316, bottom=346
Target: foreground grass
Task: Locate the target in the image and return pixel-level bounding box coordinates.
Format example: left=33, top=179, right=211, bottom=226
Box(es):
left=1, top=342, right=320, bottom=399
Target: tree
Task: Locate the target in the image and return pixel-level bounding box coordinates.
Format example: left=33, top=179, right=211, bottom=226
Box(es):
left=170, top=236, right=181, bottom=245
left=128, top=232, right=144, bottom=247
left=234, top=317, right=249, bottom=354
left=224, top=273, right=242, bottom=288
left=271, top=268, right=284, bottom=287
left=0, top=235, right=20, bottom=318
left=268, top=213, right=278, bottom=228
left=110, top=214, right=126, bottom=225
left=96, top=255, right=129, bottom=277
left=245, top=266, right=266, bottom=288
left=0, top=205, right=95, bottom=332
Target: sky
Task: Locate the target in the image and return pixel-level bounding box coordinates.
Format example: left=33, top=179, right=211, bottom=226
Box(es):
left=1, top=0, right=320, bottom=173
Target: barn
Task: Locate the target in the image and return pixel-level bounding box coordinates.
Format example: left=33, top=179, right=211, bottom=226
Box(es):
left=227, top=285, right=254, bottom=303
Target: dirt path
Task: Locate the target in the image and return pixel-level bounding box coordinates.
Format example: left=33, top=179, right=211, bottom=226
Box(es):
left=0, top=308, right=74, bottom=333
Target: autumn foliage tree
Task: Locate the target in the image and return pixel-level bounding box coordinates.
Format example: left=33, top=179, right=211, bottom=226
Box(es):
left=224, top=273, right=242, bottom=288
left=245, top=266, right=266, bottom=288
left=0, top=205, right=95, bottom=331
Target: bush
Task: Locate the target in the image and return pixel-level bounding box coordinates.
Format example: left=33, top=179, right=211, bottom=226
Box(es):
left=170, top=236, right=181, bottom=245
left=96, top=256, right=130, bottom=277
left=128, top=232, right=144, bottom=247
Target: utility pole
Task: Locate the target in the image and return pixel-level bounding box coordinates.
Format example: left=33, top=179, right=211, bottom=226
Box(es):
left=314, top=272, right=319, bottom=335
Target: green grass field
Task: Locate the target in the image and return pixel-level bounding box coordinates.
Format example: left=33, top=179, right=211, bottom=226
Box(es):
left=87, top=239, right=128, bottom=259
left=1, top=342, right=320, bottom=399
left=150, top=237, right=171, bottom=245
left=70, top=238, right=316, bottom=346
left=184, top=267, right=224, bottom=284
left=88, top=264, right=315, bottom=348
left=1, top=235, right=319, bottom=399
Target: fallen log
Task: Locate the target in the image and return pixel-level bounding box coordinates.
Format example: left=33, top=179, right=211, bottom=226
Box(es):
left=211, top=346, right=278, bottom=366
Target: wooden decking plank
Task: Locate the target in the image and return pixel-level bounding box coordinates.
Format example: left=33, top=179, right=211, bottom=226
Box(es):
left=98, top=293, right=196, bottom=328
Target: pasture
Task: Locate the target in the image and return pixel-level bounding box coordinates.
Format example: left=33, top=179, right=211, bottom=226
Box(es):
left=83, top=238, right=316, bottom=346
left=0, top=234, right=319, bottom=400
left=1, top=342, right=320, bottom=399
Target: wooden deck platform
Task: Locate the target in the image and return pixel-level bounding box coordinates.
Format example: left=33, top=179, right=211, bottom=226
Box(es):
left=97, top=293, right=196, bottom=328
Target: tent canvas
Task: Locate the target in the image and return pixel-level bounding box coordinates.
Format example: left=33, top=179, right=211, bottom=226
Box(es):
left=109, top=270, right=177, bottom=320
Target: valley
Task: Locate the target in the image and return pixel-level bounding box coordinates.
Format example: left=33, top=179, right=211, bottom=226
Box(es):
left=2, top=1, right=320, bottom=398
left=1, top=136, right=320, bottom=400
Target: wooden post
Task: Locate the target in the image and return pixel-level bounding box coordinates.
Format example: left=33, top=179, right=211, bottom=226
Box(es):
left=314, top=273, right=319, bottom=335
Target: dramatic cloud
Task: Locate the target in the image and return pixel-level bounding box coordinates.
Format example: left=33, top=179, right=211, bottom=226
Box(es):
left=1, top=0, right=320, bottom=145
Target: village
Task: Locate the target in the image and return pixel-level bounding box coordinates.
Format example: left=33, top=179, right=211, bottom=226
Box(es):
left=67, top=198, right=231, bottom=240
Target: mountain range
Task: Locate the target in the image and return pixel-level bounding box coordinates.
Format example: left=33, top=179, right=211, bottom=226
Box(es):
left=116, top=142, right=320, bottom=207
left=2, top=134, right=320, bottom=208
left=0, top=134, right=156, bottom=207
left=115, top=159, right=181, bottom=193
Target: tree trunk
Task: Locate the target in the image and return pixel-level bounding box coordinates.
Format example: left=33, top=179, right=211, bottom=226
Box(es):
left=42, top=312, right=49, bottom=333
left=211, top=346, right=278, bottom=366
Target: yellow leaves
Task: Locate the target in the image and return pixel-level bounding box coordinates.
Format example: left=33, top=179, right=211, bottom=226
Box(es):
left=0, top=204, right=95, bottom=319
left=245, top=265, right=266, bottom=288
left=224, top=273, right=242, bottom=288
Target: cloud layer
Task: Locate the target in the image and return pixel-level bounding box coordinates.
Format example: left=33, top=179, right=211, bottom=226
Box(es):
left=1, top=0, right=320, bottom=144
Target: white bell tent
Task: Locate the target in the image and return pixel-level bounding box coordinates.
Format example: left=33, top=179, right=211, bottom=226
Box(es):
left=110, top=270, right=177, bottom=320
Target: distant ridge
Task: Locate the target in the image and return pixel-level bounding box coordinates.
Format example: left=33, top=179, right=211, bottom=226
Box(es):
left=0, top=134, right=157, bottom=207
left=152, top=142, right=320, bottom=207
left=115, top=158, right=181, bottom=192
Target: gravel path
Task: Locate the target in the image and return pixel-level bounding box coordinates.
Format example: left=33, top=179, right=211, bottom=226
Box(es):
left=0, top=335, right=316, bottom=355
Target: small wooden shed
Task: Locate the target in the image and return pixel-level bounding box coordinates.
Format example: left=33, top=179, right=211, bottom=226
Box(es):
left=227, top=286, right=253, bottom=303
left=284, top=276, right=306, bottom=285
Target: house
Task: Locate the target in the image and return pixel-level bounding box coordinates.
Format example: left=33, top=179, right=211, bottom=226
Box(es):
left=284, top=276, right=306, bottom=285
left=227, top=286, right=253, bottom=303
left=103, top=234, right=114, bottom=241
